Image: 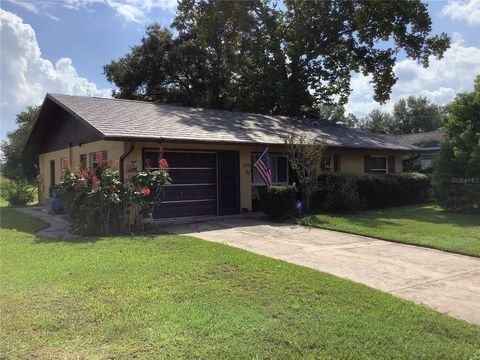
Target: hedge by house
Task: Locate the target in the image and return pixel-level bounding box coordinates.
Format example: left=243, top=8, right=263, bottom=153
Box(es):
left=313, top=173, right=430, bottom=212
left=261, top=185, right=296, bottom=219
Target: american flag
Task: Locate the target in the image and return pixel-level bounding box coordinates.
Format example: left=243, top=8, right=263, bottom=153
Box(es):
left=254, top=148, right=272, bottom=187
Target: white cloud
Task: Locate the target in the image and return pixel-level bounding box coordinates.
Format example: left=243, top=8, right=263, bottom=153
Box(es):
left=346, top=36, right=480, bottom=117
left=6, top=0, right=177, bottom=23
left=4, top=0, right=39, bottom=13
left=441, top=0, right=480, bottom=26
left=0, top=9, right=111, bottom=137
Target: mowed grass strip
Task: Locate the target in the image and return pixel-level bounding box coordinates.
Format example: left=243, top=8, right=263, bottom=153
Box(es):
left=302, top=204, right=480, bottom=257
left=1, top=207, right=479, bottom=359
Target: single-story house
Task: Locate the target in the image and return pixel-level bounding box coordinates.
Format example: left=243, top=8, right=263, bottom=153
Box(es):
left=395, top=130, right=445, bottom=171
left=23, top=94, right=417, bottom=219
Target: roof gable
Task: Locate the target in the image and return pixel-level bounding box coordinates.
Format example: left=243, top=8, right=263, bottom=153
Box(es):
left=22, top=95, right=104, bottom=160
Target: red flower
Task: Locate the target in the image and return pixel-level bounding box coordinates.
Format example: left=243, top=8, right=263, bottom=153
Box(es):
left=89, top=170, right=96, bottom=177
left=95, top=151, right=105, bottom=164
left=141, top=186, right=151, bottom=196
left=159, top=158, right=169, bottom=170
left=92, top=176, right=100, bottom=190
left=80, top=169, right=88, bottom=178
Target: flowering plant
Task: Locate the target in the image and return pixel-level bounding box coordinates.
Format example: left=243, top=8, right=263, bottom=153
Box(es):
left=58, top=157, right=170, bottom=235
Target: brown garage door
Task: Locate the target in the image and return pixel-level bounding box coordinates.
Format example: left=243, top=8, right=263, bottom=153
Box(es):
left=150, top=151, right=217, bottom=219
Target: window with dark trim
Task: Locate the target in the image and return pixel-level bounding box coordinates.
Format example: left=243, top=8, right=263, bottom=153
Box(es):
left=251, top=153, right=289, bottom=185
left=366, top=156, right=387, bottom=173
left=320, top=156, right=331, bottom=172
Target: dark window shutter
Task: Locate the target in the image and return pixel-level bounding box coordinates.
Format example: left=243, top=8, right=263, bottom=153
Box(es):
left=364, top=155, right=371, bottom=173
left=388, top=156, right=396, bottom=173
left=333, top=155, right=340, bottom=172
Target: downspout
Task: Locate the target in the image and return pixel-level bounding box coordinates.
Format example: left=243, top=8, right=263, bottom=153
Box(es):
left=119, top=142, right=135, bottom=183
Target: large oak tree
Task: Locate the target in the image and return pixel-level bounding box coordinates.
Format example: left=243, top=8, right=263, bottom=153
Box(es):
left=104, top=0, right=450, bottom=117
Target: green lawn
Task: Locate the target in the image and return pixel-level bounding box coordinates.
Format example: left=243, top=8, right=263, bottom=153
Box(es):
left=302, top=204, right=480, bottom=257
left=1, top=208, right=479, bottom=359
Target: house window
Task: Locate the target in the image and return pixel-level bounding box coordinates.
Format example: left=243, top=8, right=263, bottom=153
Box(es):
left=89, top=151, right=108, bottom=168
left=320, top=156, right=331, bottom=172
left=251, top=153, right=288, bottom=185
left=143, top=149, right=161, bottom=170
left=60, top=158, right=68, bottom=173
left=368, top=156, right=387, bottom=173
left=79, top=154, right=87, bottom=169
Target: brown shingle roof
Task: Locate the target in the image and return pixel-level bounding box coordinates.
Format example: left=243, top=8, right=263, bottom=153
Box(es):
left=395, top=130, right=445, bottom=150
left=48, top=94, right=418, bottom=151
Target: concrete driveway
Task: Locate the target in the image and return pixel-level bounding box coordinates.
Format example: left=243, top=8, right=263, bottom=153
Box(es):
left=162, top=219, right=480, bottom=325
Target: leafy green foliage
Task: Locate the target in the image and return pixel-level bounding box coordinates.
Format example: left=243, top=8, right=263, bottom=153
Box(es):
left=358, top=109, right=397, bottom=135
left=0, top=178, right=35, bottom=206
left=313, top=173, right=362, bottom=212
left=313, top=173, right=430, bottom=212
left=104, top=0, right=449, bottom=116
left=0, top=105, right=40, bottom=181
left=2, top=207, right=480, bottom=358
left=393, top=96, right=446, bottom=134
left=58, top=154, right=171, bottom=235
left=302, top=204, right=480, bottom=257
left=432, top=76, right=480, bottom=212
left=284, top=133, right=325, bottom=210
left=359, top=96, right=446, bottom=135
left=261, top=185, right=296, bottom=219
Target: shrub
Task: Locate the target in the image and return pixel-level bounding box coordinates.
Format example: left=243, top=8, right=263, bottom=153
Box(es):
left=313, top=173, right=362, bottom=212
left=0, top=179, right=35, bottom=206
left=58, top=153, right=171, bottom=235
left=261, top=185, right=296, bottom=219
left=313, top=172, right=430, bottom=212
left=432, top=76, right=480, bottom=213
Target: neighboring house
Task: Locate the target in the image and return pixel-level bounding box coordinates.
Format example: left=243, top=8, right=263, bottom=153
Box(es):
left=395, top=130, right=445, bottom=171
left=23, top=94, right=417, bottom=219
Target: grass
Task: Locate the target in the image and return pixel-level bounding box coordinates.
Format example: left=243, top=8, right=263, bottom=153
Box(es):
left=302, top=204, right=480, bottom=258
left=1, top=208, right=479, bottom=359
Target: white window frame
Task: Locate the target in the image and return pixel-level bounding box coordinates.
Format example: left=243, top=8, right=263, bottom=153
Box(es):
left=88, top=150, right=108, bottom=168
left=251, top=153, right=289, bottom=186
left=370, top=155, right=388, bottom=173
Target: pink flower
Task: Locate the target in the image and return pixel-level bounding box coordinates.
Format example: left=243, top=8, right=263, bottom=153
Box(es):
left=159, top=158, right=169, bottom=170
left=141, top=186, right=151, bottom=196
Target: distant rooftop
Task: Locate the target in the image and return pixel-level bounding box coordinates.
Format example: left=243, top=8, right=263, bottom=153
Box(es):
left=395, top=130, right=445, bottom=150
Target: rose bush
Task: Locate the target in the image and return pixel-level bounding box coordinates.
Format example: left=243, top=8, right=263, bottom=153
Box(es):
left=58, top=152, right=171, bottom=235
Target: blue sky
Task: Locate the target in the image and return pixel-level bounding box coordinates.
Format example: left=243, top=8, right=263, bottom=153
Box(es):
left=1, top=0, right=480, bottom=141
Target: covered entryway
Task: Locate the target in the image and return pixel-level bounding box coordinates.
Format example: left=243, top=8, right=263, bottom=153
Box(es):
left=145, top=150, right=218, bottom=219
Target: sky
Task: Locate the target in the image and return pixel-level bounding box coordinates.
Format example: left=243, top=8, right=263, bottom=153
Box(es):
left=1, top=0, right=479, bottom=141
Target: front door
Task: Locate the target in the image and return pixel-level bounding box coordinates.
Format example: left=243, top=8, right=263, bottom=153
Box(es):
left=218, top=151, right=240, bottom=215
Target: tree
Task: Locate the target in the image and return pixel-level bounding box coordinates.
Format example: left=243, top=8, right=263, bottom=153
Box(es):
left=393, top=96, right=445, bottom=134
left=284, top=133, right=325, bottom=211
left=432, top=76, right=480, bottom=212
left=313, top=104, right=358, bottom=127
left=104, top=0, right=450, bottom=117
left=0, top=105, right=40, bottom=181
left=358, top=109, right=396, bottom=135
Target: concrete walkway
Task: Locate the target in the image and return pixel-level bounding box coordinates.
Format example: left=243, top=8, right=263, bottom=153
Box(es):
left=162, top=219, right=480, bottom=325
left=15, top=206, right=79, bottom=239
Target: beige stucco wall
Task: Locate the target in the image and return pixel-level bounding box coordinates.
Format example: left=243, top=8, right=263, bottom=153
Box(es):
left=38, top=140, right=126, bottom=204
left=37, top=139, right=405, bottom=210
left=322, top=149, right=404, bottom=173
